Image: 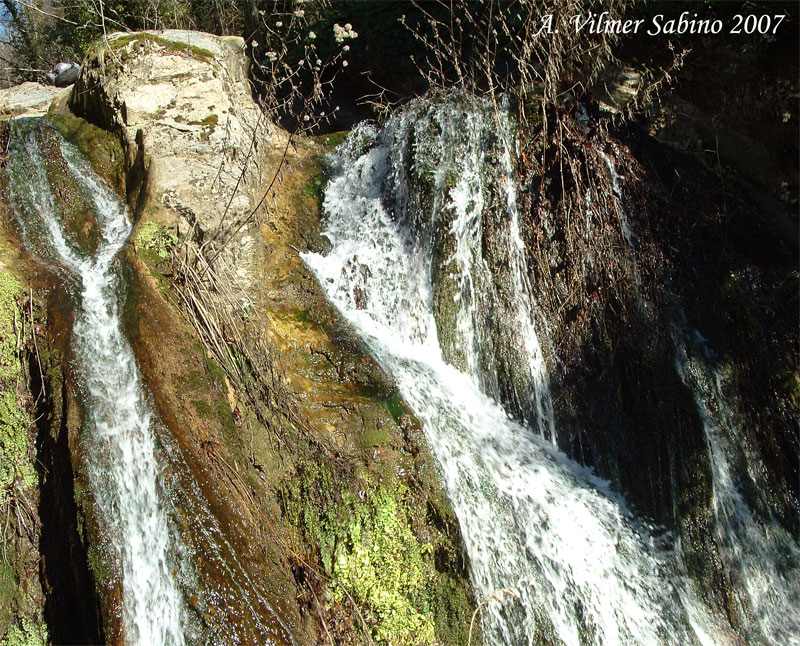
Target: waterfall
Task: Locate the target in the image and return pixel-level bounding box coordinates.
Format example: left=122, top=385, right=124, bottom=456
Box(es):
left=675, top=328, right=800, bottom=646
left=371, top=98, right=556, bottom=440
left=304, top=97, right=725, bottom=645
left=7, top=120, right=185, bottom=645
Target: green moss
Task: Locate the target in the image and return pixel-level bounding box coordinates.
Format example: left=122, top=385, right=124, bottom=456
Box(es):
left=313, top=130, right=349, bottom=150
left=45, top=112, right=125, bottom=192
left=21, top=125, right=100, bottom=256
left=103, top=33, right=214, bottom=63
left=358, top=424, right=389, bottom=449
left=0, top=391, right=35, bottom=495
left=192, top=400, right=212, bottom=417
left=282, top=462, right=441, bottom=645
left=205, top=357, right=228, bottom=386
left=0, top=561, right=14, bottom=629
left=330, top=487, right=436, bottom=644
left=83, top=538, right=117, bottom=601
left=300, top=169, right=328, bottom=200
left=385, top=395, right=405, bottom=424
left=0, top=274, right=22, bottom=383
left=130, top=222, right=177, bottom=299
left=214, top=401, right=236, bottom=434
left=188, top=113, right=219, bottom=141
left=0, top=274, right=35, bottom=503
left=176, top=369, right=207, bottom=391
left=189, top=114, right=219, bottom=130
left=1, top=617, right=47, bottom=646
left=135, top=221, right=178, bottom=260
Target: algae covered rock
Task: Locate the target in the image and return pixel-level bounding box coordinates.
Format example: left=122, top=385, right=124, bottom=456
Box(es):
left=0, top=273, right=48, bottom=646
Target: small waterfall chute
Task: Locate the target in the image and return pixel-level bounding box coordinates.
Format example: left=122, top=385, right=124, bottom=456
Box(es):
left=6, top=119, right=185, bottom=646
left=674, top=326, right=800, bottom=646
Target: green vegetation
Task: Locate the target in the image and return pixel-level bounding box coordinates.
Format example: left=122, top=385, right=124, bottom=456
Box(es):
left=135, top=221, right=178, bottom=261
left=300, top=169, right=328, bottom=200
left=28, top=124, right=101, bottom=256
left=189, top=114, right=219, bottom=129
left=189, top=113, right=219, bottom=140
left=46, top=112, right=125, bottom=192
left=282, top=460, right=446, bottom=646
left=0, top=273, right=34, bottom=503
left=384, top=395, right=405, bottom=424
left=330, top=486, right=436, bottom=644
left=0, top=275, right=47, bottom=646
left=1, top=618, right=47, bottom=646
left=313, top=131, right=349, bottom=150
left=102, top=32, right=215, bottom=63
left=299, top=132, right=350, bottom=200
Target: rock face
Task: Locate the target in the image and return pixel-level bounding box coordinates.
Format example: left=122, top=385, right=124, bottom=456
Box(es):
left=70, top=30, right=269, bottom=289
left=0, top=82, right=68, bottom=118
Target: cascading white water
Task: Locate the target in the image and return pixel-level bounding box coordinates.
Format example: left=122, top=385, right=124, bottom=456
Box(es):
left=377, top=99, right=556, bottom=440
left=598, top=149, right=635, bottom=249
left=7, top=122, right=184, bottom=645
left=304, top=98, right=724, bottom=645
left=494, top=111, right=557, bottom=442
left=675, top=328, right=800, bottom=646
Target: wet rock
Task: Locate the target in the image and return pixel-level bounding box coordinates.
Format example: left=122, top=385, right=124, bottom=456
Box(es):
left=52, top=29, right=477, bottom=645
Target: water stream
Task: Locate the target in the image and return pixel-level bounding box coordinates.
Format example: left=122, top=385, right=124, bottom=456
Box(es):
left=675, top=328, right=800, bottom=646
left=304, top=99, right=726, bottom=645
left=7, top=120, right=185, bottom=645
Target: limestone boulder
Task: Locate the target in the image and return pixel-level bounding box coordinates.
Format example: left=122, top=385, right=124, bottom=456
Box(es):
left=70, top=30, right=278, bottom=290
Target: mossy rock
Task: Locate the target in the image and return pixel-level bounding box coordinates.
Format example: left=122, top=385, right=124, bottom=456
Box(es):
left=281, top=457, right=473, bottom=646
left=0, top=617, right=48, bottom=646
left=0, top=273, right=36, bottom=500
left=98, top=33, right=215, bottom=64
left=45, top=111, right=125, bottom=193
